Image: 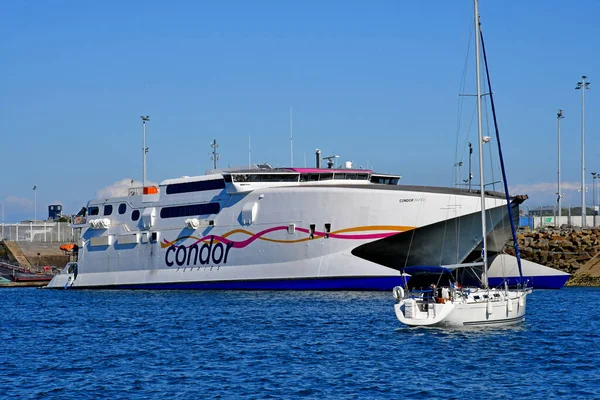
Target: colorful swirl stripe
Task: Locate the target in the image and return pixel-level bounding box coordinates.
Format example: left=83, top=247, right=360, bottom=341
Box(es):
left=161, top=225, right=413, bottom=249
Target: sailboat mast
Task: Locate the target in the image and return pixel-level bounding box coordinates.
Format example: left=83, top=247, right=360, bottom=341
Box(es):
left=474, top=0, right=488, bottom=287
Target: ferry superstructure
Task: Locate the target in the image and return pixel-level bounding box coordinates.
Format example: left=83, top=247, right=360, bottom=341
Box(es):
left=47, top=164, right=539, bottom=290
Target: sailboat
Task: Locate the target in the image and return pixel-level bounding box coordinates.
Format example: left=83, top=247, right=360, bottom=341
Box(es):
left=392, top=0, right=530, bottom=328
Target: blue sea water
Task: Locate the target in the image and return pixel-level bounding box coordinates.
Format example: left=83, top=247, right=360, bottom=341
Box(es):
left=1, top=287, right=600, bottom=399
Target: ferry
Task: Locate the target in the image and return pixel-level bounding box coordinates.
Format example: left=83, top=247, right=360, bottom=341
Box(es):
left=47, top=162, right=566, bottom=290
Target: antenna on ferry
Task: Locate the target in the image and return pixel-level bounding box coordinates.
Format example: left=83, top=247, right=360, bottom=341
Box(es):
left=140, top=116, right=150, bottom=187
left=210, top=139, right=219, bottom=169
left=290, top=107, right=294, bottom=167
left=323, top=155, right=339, bottom=169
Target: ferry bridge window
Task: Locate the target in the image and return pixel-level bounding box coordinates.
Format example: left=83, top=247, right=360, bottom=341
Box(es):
left=131, top=210, right=140, bottom=221
left=345, top=174, right=357, bottom=180
left=223, top=175, right=232, bottom=183
left=371, top=176, right=399, bottom=185
left=118, top=203, right=127, bottom=214
left=89, top=207, right=99, bottom=216
left=334, top=173, right=346, bottom=180
left=319, top=173, right=333, bottom=180
left=300, top=174, right=319, bottom=182
left=357, top=174, right=369, bottom=180
left=166, top=179, right=226, bottom=195
left=160, top=203, right=221, bottom=219
left=232, top=174, right=250, bottom=182
left=233, top=174, right=298, bottom=183
left=103, top=205, right=113, bottom=216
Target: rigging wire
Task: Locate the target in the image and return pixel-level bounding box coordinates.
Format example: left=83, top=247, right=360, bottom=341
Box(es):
left=479, top=26, right=525, bottom=285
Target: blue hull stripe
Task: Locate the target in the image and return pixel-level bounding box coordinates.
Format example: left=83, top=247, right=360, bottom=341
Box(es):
left=79, top=276, right=409, bottom=291
left=488, top=275, right=570, bottom=290
left=73, top=274, right=568, bottom=291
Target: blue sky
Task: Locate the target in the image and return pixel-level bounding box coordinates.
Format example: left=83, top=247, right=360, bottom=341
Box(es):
left=1, top=0, right=599, bottom=222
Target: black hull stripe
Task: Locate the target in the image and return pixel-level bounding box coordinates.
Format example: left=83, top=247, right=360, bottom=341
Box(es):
left=463, top=315, right=525, bottom=326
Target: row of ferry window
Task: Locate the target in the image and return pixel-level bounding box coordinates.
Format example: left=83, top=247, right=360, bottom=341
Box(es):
left=88, top=204, right=128, bottom=216
left=224, top=173, right=371, bottom=183
left=87, top=203, right=221, bottom=221
left=160, top=173, right=395, bottom=195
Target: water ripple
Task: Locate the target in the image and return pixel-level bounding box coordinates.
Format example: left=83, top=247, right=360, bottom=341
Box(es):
left=1, top=287, right=599, bottom=398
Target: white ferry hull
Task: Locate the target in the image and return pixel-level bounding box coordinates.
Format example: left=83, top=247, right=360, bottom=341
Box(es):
left=47, top=181, right=522, bottom=290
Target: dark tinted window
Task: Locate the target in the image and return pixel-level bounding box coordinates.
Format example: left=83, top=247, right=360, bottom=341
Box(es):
left=232, top=174, right=298, bottom=183
left=300, top=174, right=320, bottom=182
left=103, top=205, right=113, bottom=215
left=89, top=207, right=99, bottom=216
left=166, top=179, right=226, bottom=195
left=319, top=173, right=333, bottom=180
left=223, top=175, right=232, bottom=183
left=118, top=203, right=127, bottom=214
left=371, top=176, right=399, bottom=185
left=131, top=210, right=140, bottom=221
left=160, top=203, right=221, bottom=219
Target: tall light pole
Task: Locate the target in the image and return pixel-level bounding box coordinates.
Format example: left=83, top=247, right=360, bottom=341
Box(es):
left=576, top=76, right=590, bottom=226
left=289, top=107, right=294, bottom=167
left=593, top=172, right=598, bottom=227
left=210, top=139, right=219, bottom=169
left=33, top=185, right=37, bottom=222
left=141, top=116, right=150, bottom=187
left=557, top=109, right=564, bottom=220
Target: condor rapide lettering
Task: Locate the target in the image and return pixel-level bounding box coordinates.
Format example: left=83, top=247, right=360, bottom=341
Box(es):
left=165, top=236, right=234, bottom=267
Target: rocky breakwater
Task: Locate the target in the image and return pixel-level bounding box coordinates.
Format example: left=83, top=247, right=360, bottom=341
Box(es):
left=504, top=227, right=600, bottom=286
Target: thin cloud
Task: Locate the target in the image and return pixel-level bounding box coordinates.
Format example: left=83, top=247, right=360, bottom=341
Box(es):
left=96, top=178, right=158, bottom=199
left=4, top=196, right=33, bottom=209
left=510, top=181, right=581, bottom=195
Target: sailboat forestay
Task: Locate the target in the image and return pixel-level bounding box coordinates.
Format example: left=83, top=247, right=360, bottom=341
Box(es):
left=392, top=0, right=531, bottom=328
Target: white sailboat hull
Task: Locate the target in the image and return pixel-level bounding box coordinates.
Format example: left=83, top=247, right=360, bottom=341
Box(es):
left=394, top=289, right=528, bottom=328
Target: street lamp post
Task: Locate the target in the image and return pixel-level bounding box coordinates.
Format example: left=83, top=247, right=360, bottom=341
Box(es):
left=33, top=185, right=37, bottom=222
left=576, top=76, right=591, bottom=226
left=557, top=109, right=564, bottom=221
left=593, top=172, right=598, bottom=227
left=141, top=116, right=150, bottom=187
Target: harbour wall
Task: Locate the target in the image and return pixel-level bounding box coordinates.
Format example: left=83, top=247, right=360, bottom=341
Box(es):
left=0, top=241, right=70, bottom=273
left=505, top=227, right=600, bottom=286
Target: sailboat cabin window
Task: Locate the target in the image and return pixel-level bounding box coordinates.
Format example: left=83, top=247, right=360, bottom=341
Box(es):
left=166, top=179, right=226, bottom=195
left=160, top=203, right=221, bottom=219
left=89, top=207, right=99, bottom=216
left=103, top=205, right=113, bottom=216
